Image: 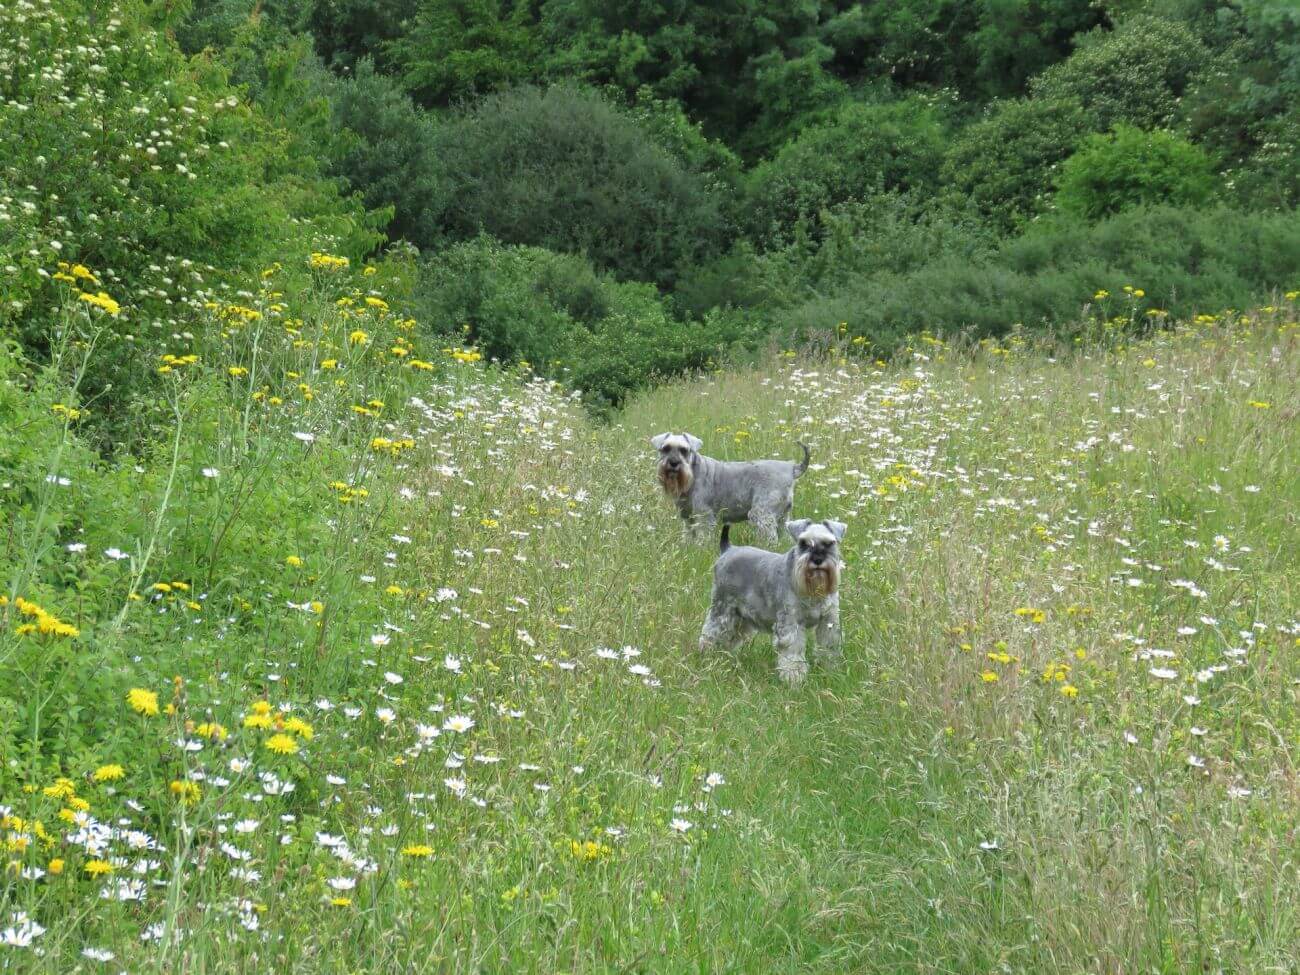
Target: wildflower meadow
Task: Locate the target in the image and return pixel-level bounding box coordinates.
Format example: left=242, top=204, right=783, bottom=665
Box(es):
left=3, top=0, right=1300, bottom=971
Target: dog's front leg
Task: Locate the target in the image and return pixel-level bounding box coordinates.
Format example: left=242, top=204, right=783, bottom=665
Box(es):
left=773, top=615, right=808, bottom=686
left=691, top=511, right=717, bottom=544
left=750, top=510, right=779, bottom=545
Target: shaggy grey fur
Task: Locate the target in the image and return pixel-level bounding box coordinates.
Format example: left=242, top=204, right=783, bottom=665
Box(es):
left=651, top=432, right=809, bottom=543
left=699, top=518, right=845, bottom=686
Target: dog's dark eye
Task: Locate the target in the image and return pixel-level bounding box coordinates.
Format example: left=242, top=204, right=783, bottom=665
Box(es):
left=798, top=541, right=809, bottom=550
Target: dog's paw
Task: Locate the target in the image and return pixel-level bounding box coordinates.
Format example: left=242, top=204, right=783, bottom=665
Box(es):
left=777, top=657, right=809, bottom=687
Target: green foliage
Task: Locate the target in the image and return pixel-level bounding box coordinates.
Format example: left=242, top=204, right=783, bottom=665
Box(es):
left=0, top=0, right=382, bottom=439
left=967, top=0, right=1104, bottom=96
left=539, top=0, right=824, bottom=144
left=1056, top=125, right=1218, bottom=220
left=320, top=60, right=444, bottom=246
left=429, top=85, right=729, bottom=286
left=307, top=0, right=418, bottom=73
left=735, top=49, right=849, bottom=160
left=418, top=238, right=743, bottom=407
left=941, top=96, right=1090, bottom=231
left=770, top=206, right=1300, bottom=349
left=1030, top=15, right=1209, bottom=129
left=744, top=98, right=948, bottom=245
left=390, top=0, right=540, bottom=106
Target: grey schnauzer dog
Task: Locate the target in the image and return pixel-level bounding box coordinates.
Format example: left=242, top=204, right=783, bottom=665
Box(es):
left=699, top=518, right=845, bottom=686
left=651, top=432, right=810, bottom=543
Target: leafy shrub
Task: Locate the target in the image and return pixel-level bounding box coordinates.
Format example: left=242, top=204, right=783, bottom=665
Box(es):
left=734, top=50, right=849, bottom=160
left=418, top=238, right=739, bottom=407
left=307, top=0, right=418, bottom=73
left=966, top=0, right=1105, bottom=96
left=744, top=98, right=948, bottom=245
left=0, top=0, right=382, bottom=440
left=1056, top=125, right=1217, bottom=220
left=320, top=60, right=444, bottom=247
left=771, top=206, right=1300, bottom=349
left=429, top=85, right=729, bottom=286
left=389, top=0, right=539, bottom=106
left=677, top=194, right=997, bottom=317
left=941, top=96, right=1090, bottom=231
left=1030, top=15, right=1208, bottom=130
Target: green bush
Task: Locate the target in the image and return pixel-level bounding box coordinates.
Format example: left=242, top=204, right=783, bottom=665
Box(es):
left=429, top=85, right=729, bottom=286
left=389, top=0, right=539, bottom=106
left=1029, top=15, right=1208, bottom=130
left=0, top=0, right=382, bottom=441
left=941, top=96, right=1090, bottom=231
left=769, top=206, right=1300, bottom=349
left=744, top=98, right=948, bottom=245
left=320, top=60, right=445, bottom=247
left=1056, top=125, right=1218, bottom=220
left=418, top=238, right=738, bottom=408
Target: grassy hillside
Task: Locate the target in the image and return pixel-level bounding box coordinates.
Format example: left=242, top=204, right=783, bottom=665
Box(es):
left=3, top=277, right=1296, bottom=969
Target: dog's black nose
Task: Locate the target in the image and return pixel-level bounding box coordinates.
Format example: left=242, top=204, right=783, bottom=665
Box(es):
left=811, top=554, right=825, bottom=566
left=667, top=459, right=680, bottom=468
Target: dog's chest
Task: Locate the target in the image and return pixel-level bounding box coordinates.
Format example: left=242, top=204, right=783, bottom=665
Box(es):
left=795, top=594, right=834, bottom=626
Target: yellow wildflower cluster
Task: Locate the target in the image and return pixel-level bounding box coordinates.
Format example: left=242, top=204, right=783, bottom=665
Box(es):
left=158, top=352, right=200, bottom=374
left=447, top=347, right=483, bottom=363
left=328, top=481, right=370, bottom=504
left=569, top=839, right=613, bottom=862
left=208, top=302, right=262, bottom=323
left=309, top=252, right=350, bottom=271
left=9, top=596, right=80, bottom=638
left=1013, top=607, right=1047, bottom=624
left=77, top=290, right=121, bottom=316
left=370, top=436, right=416, bottom=456
left=52, top=261, right=98, bottom=285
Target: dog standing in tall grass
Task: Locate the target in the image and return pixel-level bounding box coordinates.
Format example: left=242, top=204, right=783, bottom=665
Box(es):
left=699, top=519, right=845, bottom=685
left=651, top=432, right=810, bottom=543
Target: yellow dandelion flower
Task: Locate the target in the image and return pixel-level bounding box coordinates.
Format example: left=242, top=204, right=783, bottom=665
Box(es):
left=127, top=688, right=159, bottom=717
left=169, top=780, right=201, bottom=804
left=42, top=778, right=77, bottom=800
left=401, top=845, right=433, bottom=858
left=243, top=713, right=273, bottom=731
left=979, top=670, right=1000, bottom=683
left=92, top=764, right=125, bottom=783
left=84, top=859, right=113, bottom=876
left=265, top=733, right=299, bottom=755
left=194, top=722, right=228, bottom=741
left=47, top=858, right=64, bottom=875
left=285, top=555, right=304, bottom=567
left=77, top=291, right=121, bottom=316
left=282, top=717, right=313, bottom=740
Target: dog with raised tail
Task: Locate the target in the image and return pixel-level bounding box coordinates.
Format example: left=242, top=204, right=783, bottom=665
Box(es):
left=699, top=519, right=845, bottom=686
left=650, top=432, right=810, bottom=543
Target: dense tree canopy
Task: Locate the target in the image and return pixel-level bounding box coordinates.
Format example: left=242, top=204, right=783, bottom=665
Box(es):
left=13, top=0, right=1297, bottom=408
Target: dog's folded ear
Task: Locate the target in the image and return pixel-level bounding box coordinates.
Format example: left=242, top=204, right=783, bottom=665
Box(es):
left=684, top=433, right=703, bottom=451
left=824, top=520, right=847, bottom=542
left=649, top=432, right=670, bottom=450
left=785, top=518, right=812, bottom=542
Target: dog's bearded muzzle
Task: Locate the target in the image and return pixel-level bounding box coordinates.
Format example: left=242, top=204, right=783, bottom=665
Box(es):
left=794, top=557, right=840, bottom=598
left=657, top=462, right=693, bottom=497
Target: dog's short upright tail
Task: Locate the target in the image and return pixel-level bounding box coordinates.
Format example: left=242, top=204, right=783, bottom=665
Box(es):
left=793, top=441, right=811, bottom=479
left=719, top=524, right=731, bottom=554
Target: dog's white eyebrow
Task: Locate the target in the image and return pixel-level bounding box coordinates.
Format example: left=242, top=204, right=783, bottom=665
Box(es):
left=800, top=526, right=836, bottom=544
